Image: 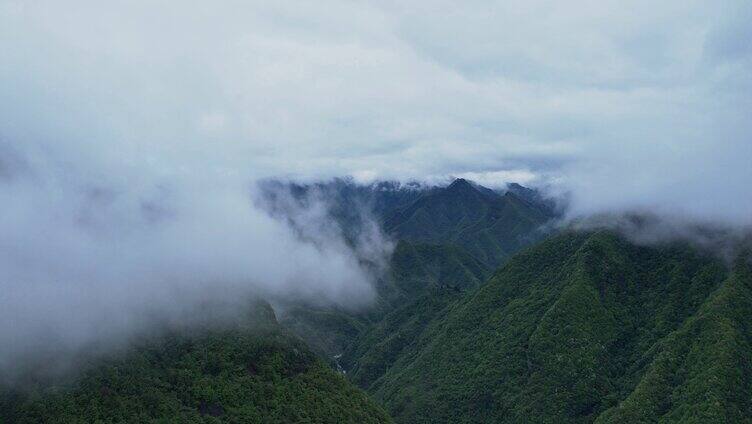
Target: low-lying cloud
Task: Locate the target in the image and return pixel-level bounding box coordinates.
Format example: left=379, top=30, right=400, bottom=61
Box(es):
left=0, top=142, right=386, bottom=381
left=2, top=1, right=750, bottom=225
left=1, top=0, right=751, bottom=381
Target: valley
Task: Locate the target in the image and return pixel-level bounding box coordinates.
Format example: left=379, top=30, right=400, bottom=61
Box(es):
left=2, top=178, right=750, bottom=423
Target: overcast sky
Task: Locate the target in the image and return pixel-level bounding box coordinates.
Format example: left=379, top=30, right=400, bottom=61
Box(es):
left=0, top=1, right=750, bottom=375
left=2, top=0, right=751, bottom=222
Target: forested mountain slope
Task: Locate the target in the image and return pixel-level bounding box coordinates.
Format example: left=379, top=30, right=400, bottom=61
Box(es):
left=377, top=239, right=491, bottom=308
left=0, top=303, right=392, bottom=424
left=341, top=286, right=462, bottom=391
left=259, top=177, right=556, bottom=270
left=278, top=239, right=492, bottom=360
left=383, top=178, right=552, bottom=268
left=369, top=231, right=752, bottom=423
left=263, top=178, right=555, bottom=358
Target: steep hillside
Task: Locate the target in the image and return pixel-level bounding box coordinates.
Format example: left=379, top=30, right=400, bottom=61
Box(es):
left=378, top=240, right=491, bottom=306
left=0, top=304, right=392, bottom=424
left=383, top=178, right=553, bottom=268
left=368, top=231, right=751, bottom=423
left=341, top=287, right=462, bottom=391
left=263, top=177, right=556, bottom=390
left=278, top=240, right=491, bottom=359
left=258, top=178, right=556, bottom=270
left=276, top=305, right=370, bottom=361
left=597, top=254, right=752, bottom=423
left=332, top=240, right=491, bottom=389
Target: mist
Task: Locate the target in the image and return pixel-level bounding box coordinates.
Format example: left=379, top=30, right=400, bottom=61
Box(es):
left=1, top=0, right=751, bottom=384
left=0, top=142, right=389, bottom=382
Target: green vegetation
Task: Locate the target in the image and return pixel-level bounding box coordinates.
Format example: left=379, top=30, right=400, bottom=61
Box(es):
left=383, top=178, right=552, bottom=268
left=363, top=231, right=751, bottom=423
left=378, top=240, right=491, bottom=308
left=341, top=287, right=462, bottom=391
left=0, top=305, right=392, bottom=424
left=597, top=253, right=752, bottom=423
left=278, top=306, right=368, bottom=359
left=279, top=240, right=491, bottom=363
left=9, top=177, right=747, bottom=423
left=278, top=178, right=552, bottom=380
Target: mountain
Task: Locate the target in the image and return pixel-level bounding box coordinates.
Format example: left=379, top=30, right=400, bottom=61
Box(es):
left=257, top=177, right=557, bottom=269
left=258, top=177, right=556, bottom=304
left=340, top=286, right=462, bottom=391
left=366, top=230, right=752, bottom=423
left=5, top=174, right=750, bottom=423
left=261, top=178, right=556, bottom=361
left=382, top=178, right=554, bottom=268
left=256, top=178, right=425, bottom=245
left=505, top=182, right=562, bottom=217
left=378, top=239, right=491, bottom=307
left=0, top=303, right=392, bottom=424
left=277, top=240, right=492, bottom=360
left=285, top=177, right=557, bottom=389
left=331, top=240, right=491, bottom=387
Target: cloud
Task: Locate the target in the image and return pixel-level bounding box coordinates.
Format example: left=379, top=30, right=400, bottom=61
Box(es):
left=570, top=212, right=752, bottom=264
left=0, top=141, right=384, bottom=381
left=0, top=0, right=751, bottom=378
left=2, top=0, right=747, bottom=224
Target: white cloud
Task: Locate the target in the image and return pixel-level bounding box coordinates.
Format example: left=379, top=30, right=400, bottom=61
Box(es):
left=0, top=0, right=751, bottom=377
left=2, top=2, right=747, bottom=201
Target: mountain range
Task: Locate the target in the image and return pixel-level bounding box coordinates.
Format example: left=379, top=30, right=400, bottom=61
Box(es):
left=3, top=178, right=750, bottom=423
left=0, top=301, right=391, bottom=423
left=261, top=178, right=557, bottom=361
left=370, top=230, right=752, bottom=423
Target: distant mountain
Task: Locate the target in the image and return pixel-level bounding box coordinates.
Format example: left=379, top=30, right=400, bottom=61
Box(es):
left=257, top=177, right=558, bottom=267
left=382, top=178, right=554, bottom=268
left=260, top=178, right=557, bottom=361
left=368, top=231, right=752, bottom=423
left=0, top=302, right=392, bottom=423
left=505, top=182, right=562, bottom=217
left=256, top=178, right=425, bottom=244
left=260, top=179, right=557, bottom=376
left=258, top=177, right=557, bottom=279
left=7, top=174, right=749, bottom=424
left=278, top=240, right=492, bottom=360
left=386, top=240, right=490, bottom=297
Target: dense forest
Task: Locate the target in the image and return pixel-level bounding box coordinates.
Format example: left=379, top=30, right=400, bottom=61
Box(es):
left=3, top=179, right=750, bottom=423
left=267, top=178, right=555, bottom=359
left=0, top=304, right=392, bottom=423
left=368, top=231, right=752, bottom=422
left=276, top=179, right=752, bottom=423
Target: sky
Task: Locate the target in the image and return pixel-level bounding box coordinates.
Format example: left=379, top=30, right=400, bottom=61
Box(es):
left=0, top=0, right=751, bottom=377
left=1, top=1, right=751, bottom=221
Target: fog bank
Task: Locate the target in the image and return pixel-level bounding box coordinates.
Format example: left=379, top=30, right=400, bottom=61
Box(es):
left=0, top=143, right=388, bottom=381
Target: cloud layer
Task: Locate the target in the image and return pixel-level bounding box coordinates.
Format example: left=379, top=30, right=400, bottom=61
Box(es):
left=0, top=0, right=750, bottom=379
left=0, top=143, right=382, bottom=379
left=2, top=1, right=751, bottom=223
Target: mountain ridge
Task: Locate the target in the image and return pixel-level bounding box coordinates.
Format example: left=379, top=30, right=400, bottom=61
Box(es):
left=367, top=230, right=752, bottom=423
left=263, top=177, right=557, bottom=362
left=0, top=302, right=393, bottom=423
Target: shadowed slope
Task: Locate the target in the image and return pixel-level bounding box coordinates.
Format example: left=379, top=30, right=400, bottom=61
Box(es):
left=383, top=179, right=552, bottom=268
left=370, top=231, right=749, bottom=423
left=0, top=304, right=393, bottom=424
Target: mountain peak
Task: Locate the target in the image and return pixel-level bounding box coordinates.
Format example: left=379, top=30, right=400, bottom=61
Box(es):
left=447, top=178, right=475, bottom=191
